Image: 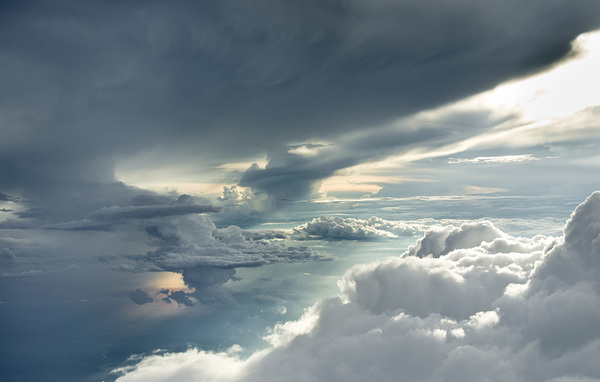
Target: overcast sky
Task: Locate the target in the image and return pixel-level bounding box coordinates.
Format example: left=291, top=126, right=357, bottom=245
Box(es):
left=1, top=1, right=600, bottom=381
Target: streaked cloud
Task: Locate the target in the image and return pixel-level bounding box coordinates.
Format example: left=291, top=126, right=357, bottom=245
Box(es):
left=448, top=154, right=540, bottom=164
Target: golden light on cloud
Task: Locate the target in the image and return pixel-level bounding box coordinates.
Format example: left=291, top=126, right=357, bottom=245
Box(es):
left=319, top=165, right=429, bottom=196
left=318, top=178, right=383, bottom=195
left=122, top=181, right=227, bottom=196
left=464, top=186, right=506, bottom=195
left=147, top=272, right=193, bottom=293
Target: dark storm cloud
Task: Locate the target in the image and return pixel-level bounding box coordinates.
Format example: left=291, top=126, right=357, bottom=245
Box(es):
left=0, top=193, right=14, bottom=202
left=239, top=121, right=450, bottom=201
left=1, top=0, right=600, bottom=219
left=129, top=288, right=154, bottom=305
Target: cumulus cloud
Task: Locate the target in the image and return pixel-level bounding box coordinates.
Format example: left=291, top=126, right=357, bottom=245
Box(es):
left=291, top=215, right=426, bottom=240
left=406, top=221, right=543, bottom=257
left=136, top=214, right=331, bottom=304
left=238, top=214, right=429, bottom=242
left=113, top=191, right=600, bottom=382
left=142, top=215, right=329, bottom=270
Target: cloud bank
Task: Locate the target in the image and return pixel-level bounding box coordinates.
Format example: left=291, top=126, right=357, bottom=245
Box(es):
left=291, top=215, right=426, bottom=240
left=113, top=191, right=600, bottom=381
left=133, top=214, right=331, bottom=304
left=2, top=0, right=599, bottom=216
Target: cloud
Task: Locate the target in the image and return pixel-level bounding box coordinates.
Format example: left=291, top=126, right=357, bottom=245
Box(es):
left=86, top=203, right=221, bottom=222
left=129, top=289, right=154, bottom=305
left=239, top=28, right=600, bottom=204
left=135, top=214, right=331, bottom=304
left=163, top=290, right=195, bottom=307
left=291, top=215, right=426, bottom=240
left=448, top=154, right=540, bottom=164
left=55, top=199, right=221, bottom=230
left=113, top=191, right=600, bottom=382
left=2, top=0, right=599, bottom=215
left=0, top=264, right=79, bottom=279
left=405, top=220, right=510, bottom=258
left=142, top=215, right=330, bottom=270
left=0, top=192, right=14, bottom=202
left=0, top=247, right=16, bottom=266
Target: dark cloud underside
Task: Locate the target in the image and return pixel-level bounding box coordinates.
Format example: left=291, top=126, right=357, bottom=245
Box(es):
left=2, top=0, right=600, bottom=219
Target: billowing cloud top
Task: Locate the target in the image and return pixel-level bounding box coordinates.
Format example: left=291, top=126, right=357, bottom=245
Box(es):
left=113, top=192, right=600, bottom=381
left=142, top=215, right=330, bottom=271
left=292, top=215, right=426, bottom=240
left=129, top=214, right=331, bottom=304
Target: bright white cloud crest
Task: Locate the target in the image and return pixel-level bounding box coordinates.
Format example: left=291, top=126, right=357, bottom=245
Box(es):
left=114, top=191, right=600, bottom=382
left=291, top=215, right=426, bottom=240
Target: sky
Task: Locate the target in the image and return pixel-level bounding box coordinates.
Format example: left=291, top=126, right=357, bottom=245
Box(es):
left=1, top=1, right=600, bottom=381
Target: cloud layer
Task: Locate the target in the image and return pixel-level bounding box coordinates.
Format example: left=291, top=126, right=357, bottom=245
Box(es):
left=113, top=191, right=600, bottom=381
left=133, top=214, right=331, bottom=304
left=291, top=215, right=426, bottom=240
left=2, top=0, right=599, bottom=215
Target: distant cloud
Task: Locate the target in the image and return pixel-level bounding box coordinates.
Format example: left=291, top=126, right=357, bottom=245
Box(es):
left=113, top=191, right=600, bottom=382
left=86, top=204, right=221, bottom=222
left=134, top=214, right=331, bottom=304
left=129, top=289, right=154, bottom=305
left=291, top=215, right=426, bottom=240
left=0, top=192, right=14, bottom=202
left=47, top=195, right=221, bottom=231
left=0, top=264, right=79, bottom=279
left=448, top=154, right=540, bottom=164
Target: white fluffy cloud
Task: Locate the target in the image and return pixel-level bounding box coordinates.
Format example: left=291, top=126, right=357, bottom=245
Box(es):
left=113, top=192, right=600, bottom=382
left=291, top=215, right=427, bottom=240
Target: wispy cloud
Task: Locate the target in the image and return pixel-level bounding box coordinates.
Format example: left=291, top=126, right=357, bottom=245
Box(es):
left=448, top=154, right=540, bottom=164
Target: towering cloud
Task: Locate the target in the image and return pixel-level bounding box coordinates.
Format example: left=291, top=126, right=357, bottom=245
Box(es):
left=114, top=192, right=600, bottom=381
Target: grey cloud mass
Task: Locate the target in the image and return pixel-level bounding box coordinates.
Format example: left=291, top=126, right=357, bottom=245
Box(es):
left=135, top=214, right=331, bottom=303
left=56, top=201, right=221, bottom=230
left=2, top=0, right=600, bottom=215
left=113, top=192, right=600, bottom=382
left=129, top=289, right=154, bottom=305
